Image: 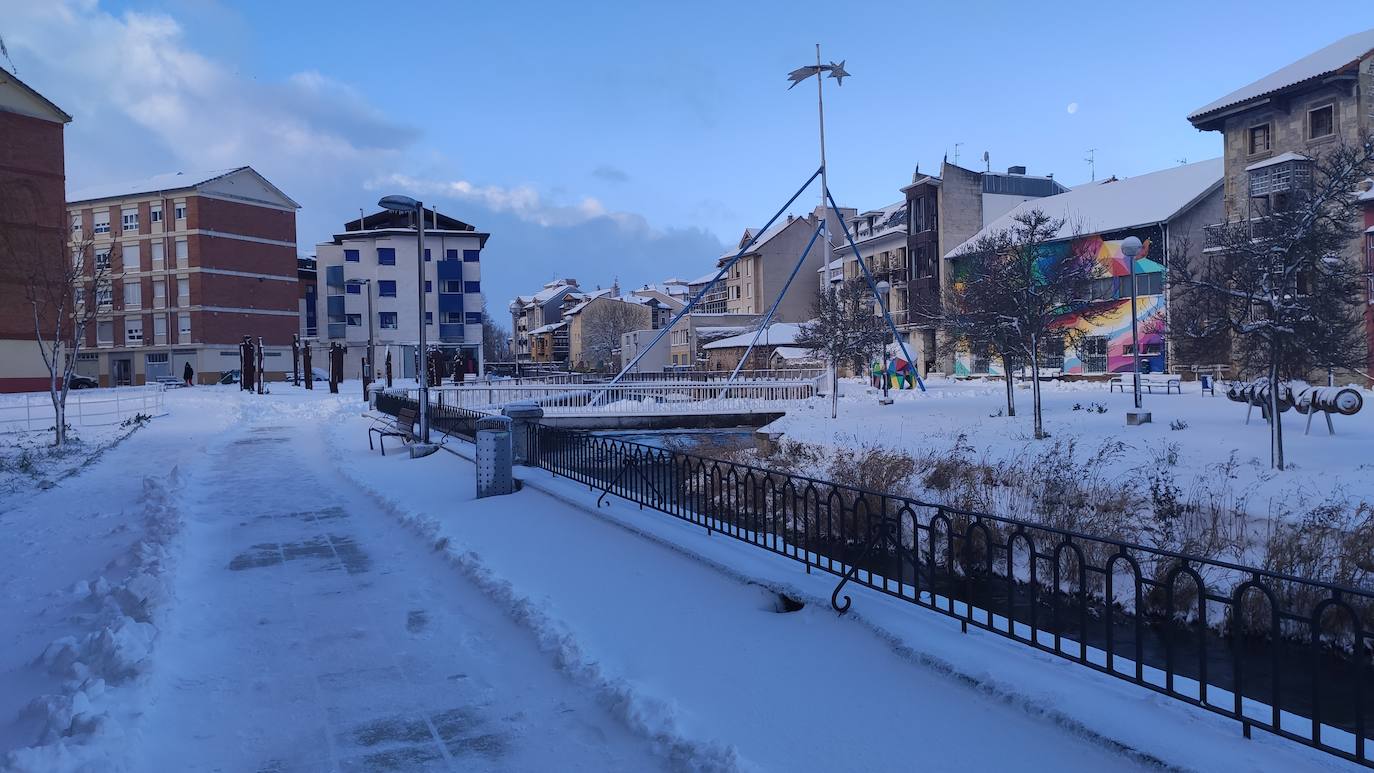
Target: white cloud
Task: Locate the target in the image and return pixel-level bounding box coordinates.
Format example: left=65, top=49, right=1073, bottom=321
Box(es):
left=1066, top=102, right=1079, bottom=115
left=369, top=173, right=654, bottom=233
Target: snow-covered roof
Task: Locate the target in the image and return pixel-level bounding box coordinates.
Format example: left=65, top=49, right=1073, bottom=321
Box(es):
left=771, top=346, right=821, bottom=362
left=703, top=322, right=805, bottom=350
left=1245, top=151, right=1311, bottom=172
left=687, top=271, right=721, bottom=286
left=717, top=217, right=801, bottom=263
left=1357, top=180, right=1374, bottom=202
left=532, top=283, right=579, bottom=303
left=1188, top=28, right=1374, bottom=122
left=528, top=321, right=567, bottom=335
left=68, top=168, right=245, bottom=203
left=842, top=201, right=907, bottom=248
left=945, top=159, right=1224, bottom=259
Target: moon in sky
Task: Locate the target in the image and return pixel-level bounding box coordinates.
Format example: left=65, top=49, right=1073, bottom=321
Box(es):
left=1066, top=102, right=1079, bottom=114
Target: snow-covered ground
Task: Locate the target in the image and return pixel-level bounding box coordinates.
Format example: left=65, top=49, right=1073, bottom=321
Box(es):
left=0, top=383, right=1360, bottom=771
left=765, top=376, right=1374, bottom=518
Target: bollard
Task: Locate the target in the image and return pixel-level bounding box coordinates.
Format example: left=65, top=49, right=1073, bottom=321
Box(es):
left=475, top=415, right=514, bottom=498
left=501, top=401, right=544, bottom=466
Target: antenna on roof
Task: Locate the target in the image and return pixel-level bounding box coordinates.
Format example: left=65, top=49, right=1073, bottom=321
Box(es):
left=358, top=208, right=365, bottom=230
left=1084, top=149, right=1097, bottom=182
left=982, top=150, right=990, bottom=173
left=953, top=142, right=963, bottom=167
left=1176, top=157, right=1188, bottom=165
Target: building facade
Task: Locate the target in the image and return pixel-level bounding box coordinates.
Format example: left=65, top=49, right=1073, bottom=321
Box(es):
left=298, top=256, right=317, bottom=339
left=66, top=167, right=300, bottom=386
left=316, top=209, right=487, bottom=380
left=509, top=279, right=580, bottom=363
left=565, top=294, right=653, bottom=372
left=666, top=313, right=760, bottom=368
left=0, top=71, right=71, bottom=392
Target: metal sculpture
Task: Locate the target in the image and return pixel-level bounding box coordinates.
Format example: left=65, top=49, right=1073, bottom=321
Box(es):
left=303, top=343, right=313, bottom=391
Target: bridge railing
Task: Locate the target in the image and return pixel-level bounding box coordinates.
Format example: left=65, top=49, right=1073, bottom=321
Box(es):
left=0, top=384, right=167, bottom=434
left=385, top=379, right=817, bottom=415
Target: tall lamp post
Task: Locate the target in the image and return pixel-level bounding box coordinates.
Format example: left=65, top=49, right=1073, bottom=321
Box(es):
left=345, top=278, right=375, bottom=401
left=875, top=279, right=893, bottom=405
left=1120, top=236, right=1151, bottom=425
left=378, top=194, right=432, bottom=448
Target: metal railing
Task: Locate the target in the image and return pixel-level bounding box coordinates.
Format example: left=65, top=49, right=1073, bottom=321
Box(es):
left=384, top=378, right=819, bottom=416
left=529, top=426, right=1373, bottom=767
left=374, top=391, right=485, bottom=440
left=0, top=385, right=167, bottom=433
left=617, top=368, right=826, bottom=383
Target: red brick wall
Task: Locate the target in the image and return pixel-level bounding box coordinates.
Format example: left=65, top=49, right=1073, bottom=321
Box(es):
left=192, top=234, right=296, bottom=276
left=196, top=310, right=297, bottom=346
left=189, top=196, right=296, bottom=243
left=0, top=111, right=66, bottom=341
left=196, top=273, right=298, bottom=313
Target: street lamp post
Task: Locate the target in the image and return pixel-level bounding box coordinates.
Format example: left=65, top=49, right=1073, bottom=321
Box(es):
left=345, top=278, right=374, bottom=401
left=378, top=194, right=433, bottom=449
left=1120, top=236, right=1151, bottom=425
left=875, top=279, right=893, bottom=405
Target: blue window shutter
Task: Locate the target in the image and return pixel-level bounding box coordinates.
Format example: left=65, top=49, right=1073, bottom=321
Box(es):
left=464, top=280, right=480, bottom=294
left=377, top=248, right=396, bottom=265
left=344, top=249, right=359, bottom=262
left=424, top=280, right=432, bottom=292
left=445, top=249, right=458, bottom=261
left=345, top=284, right=360, bottom=295
left=462, top=249, right=480, bottom=262
left=424, top=248, right=431, bottom=262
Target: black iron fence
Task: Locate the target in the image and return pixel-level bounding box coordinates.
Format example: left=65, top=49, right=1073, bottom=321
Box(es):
left=374, top=392, right=487, bottom=441
left=528, top=424, right=1373, bottom=768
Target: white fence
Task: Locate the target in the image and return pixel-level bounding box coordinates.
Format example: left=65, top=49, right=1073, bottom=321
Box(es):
left=0, top=385, right=167, bottom=433
left=392, top=378, right=820, bottom=416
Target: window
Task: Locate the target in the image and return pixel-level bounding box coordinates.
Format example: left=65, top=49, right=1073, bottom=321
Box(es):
left=95, top=280, right=113, bottom=308
left=123, top=281, right=142, bottom=309
left=462, top=249, right=479, bottom=262
left=379, top=312, right=398, bottom=329
left=125, top=318, right=144, bottom=345
left=93, top=212, right=110, bottom=234
left=445, top=249, right=459, bottom=261
left=344, top=249, right=360, bottom=262
left=443, top=280, right=462, bottom=293
left=378, top=280, right=397, bottom=297
left=97, top=320, right=114, bottom=346
left=71, top=215, right=81, bottom=236
left=1308, top=105, right=1334, bottom=140
left=177, top=278, right=190, bottom=304
left=346, top=314, right=362, bottom=326
left=153, top=280, right=166, bottom=308
left=177, top=312, right=191, bottom=342
left=1247, top=124, right=1271, bottom=155
left=377, top=248, right=396, bottom=265
left=151, top=205, right=162, bottom=223
left=425, top=311, right=433, bottom=325
left=75, top=287, right=86, bottom=307
left=174, top=239, right=188, bottom=268
left=123, top=243, right=141, bottom=272
left=95, top=250, right=112, bottom=270
left=152, top=316, right=168, bottom=343
left=423, top=248, right=431, bottom=262
left=424, top=280, right=432, bottom=293
left=463, top=280, right=480, bottom=294
left=444, top=311, right=463, bottom=324
left=72, top=249, right=85, bottom=270
left=345, top=283, right=361, bottom=295
left=151, top=242, right=165, bottom=269
left=174, top=203, right=186, bottom=220
left=121, top=210, right=138, bottom=232
left=465, top=312, right=482, bottom=325
left=1080, top=336, right=1108, bottom=373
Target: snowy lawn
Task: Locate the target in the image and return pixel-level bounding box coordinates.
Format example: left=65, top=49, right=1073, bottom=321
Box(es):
left=765, top=376, right=1374, bottom=519
left=327, top=412, right=1353, bottom=772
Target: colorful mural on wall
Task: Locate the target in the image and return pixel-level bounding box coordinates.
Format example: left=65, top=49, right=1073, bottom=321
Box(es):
left=952, top=228, right=1168, bottom=376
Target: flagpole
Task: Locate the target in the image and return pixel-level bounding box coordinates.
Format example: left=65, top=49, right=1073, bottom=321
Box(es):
left=814, top=43, right=840, bottom=417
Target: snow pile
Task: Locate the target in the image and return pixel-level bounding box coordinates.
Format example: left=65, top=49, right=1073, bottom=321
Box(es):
left=5, top=471, right=183, bottom=773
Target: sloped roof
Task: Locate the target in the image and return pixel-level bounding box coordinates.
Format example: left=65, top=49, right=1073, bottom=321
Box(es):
left=946, top=159, right=1223, bottom=259
left=67, top=166, right=300, bottom=209
left=703, top=322, right=804, bottom=350
left=1188, top=28, right=1374, bottom=123
left=529, top=321, right=568, bottom=335
left=0, top=69, right=71, bottom=123
left=687, top=270, right=721, bottom=286
left=1245, top=151, right=1311, bottom=172
left=533, top=283, right=580, bottom=303
left=717, top=217, right=803, bottom=263
left=343, top=208, right=474, bottom=233
left=1357, top=180, right=1374, bottom=202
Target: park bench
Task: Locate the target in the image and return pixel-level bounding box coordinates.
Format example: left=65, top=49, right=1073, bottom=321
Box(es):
left=368, top=406, right=417, bottom=455
left=1109, top=373, right=1181, bottom=394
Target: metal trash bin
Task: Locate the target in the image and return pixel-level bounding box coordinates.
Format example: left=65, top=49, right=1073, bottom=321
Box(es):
left=475, top=415, right=514, bottom=498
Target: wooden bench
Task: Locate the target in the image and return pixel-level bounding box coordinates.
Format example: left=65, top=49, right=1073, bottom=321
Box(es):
left=1109, top=374, right=1181, bottom=394
left=368, top=406, right=417, bottom=455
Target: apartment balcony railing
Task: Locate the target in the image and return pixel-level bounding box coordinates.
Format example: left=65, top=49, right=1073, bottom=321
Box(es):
left=1202, top=218, right=1278, bottom=250
left=1248, top=160, right=1312, bottom=198
left=438, top=323, right=466, bottom=341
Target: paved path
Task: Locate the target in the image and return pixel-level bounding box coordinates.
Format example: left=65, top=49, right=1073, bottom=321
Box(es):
left=135, top=412, right=662, bottom=772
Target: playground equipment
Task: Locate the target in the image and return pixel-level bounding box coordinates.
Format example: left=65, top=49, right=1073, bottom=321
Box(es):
left=1225, top=378, right=1364, bottom=434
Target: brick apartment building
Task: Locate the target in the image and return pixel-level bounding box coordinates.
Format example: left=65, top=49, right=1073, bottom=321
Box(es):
left=66, top=167, right=300, bottom=385
left=0, top=71, right=71, bottom=392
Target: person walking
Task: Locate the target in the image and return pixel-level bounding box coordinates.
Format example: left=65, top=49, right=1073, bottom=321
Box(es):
left=183, top=361, right=195, bottom=387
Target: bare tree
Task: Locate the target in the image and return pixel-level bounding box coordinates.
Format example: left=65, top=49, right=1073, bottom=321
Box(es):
left=481, top=310, right=512, bottom=364
left=796, top=278, right=886, bottom=418
left=1170, top=134, right=1374, bottom=470
left=0, top=177, right=106, bottom=446
left=941, top=209, right=1109, bottom=438
left=577, top=299, right=648, bottom=372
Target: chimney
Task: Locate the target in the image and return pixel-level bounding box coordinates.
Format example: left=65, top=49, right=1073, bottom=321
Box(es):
left=1007, top=165, right=1027, bottom=175
left=787, top=214, right=793, bottom=223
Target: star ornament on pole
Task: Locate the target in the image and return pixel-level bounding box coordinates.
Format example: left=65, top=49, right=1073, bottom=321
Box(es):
left=786, top=60, right=850, bottom=89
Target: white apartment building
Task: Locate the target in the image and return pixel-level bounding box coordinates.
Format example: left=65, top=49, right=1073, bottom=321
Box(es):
left=316, top=208, right=487, bottom=379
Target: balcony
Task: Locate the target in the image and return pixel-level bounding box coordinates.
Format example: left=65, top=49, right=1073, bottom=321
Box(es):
left=1202, top=218, right=1278, bottom=250
left=1246, top=154, right=1312, bottom=198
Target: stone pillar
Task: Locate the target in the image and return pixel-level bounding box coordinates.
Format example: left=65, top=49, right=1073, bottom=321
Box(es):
left=501, top=401, right=544, bottom=466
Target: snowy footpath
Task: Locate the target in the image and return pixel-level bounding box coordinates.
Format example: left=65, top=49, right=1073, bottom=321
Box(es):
left=0, top=386, right=1360, bottom=771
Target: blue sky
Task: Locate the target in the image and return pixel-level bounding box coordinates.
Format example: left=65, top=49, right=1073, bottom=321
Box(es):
left=4, top=1, right=1370, bottom=316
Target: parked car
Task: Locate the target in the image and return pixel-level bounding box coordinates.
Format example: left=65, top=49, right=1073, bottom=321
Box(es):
left=67, top=374, right=99, bottom=390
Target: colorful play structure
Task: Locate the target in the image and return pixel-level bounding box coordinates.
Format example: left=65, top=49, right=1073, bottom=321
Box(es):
left=870, top=356, right=919, bottom=390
